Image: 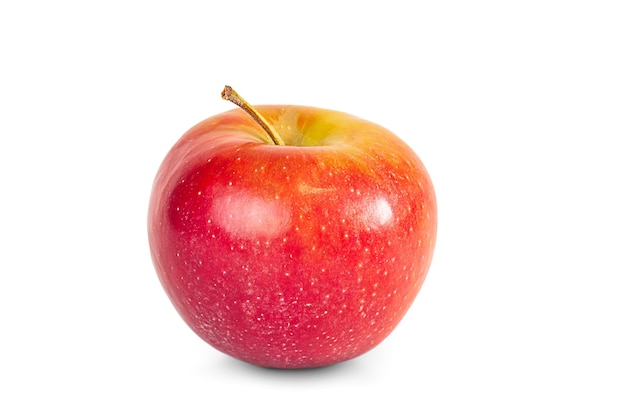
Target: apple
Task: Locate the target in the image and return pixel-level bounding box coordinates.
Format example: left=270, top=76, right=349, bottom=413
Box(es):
left=148, top=86, right=437, bottom=369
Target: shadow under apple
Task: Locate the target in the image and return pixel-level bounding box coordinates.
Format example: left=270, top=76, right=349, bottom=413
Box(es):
left=208, top=349, right=384, bottom=383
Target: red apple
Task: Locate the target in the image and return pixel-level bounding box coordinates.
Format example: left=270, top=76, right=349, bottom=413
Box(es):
left=148, top=86, right=437, bottom=369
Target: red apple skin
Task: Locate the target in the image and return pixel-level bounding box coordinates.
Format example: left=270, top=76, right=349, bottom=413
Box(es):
left=148, top=105, right=437, bottom=369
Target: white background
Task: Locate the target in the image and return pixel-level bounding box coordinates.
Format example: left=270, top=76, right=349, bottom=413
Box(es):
left=1, top=1, right=625, bottom=415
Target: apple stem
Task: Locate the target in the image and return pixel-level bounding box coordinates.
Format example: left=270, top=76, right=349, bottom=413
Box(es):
left=221, top=86, right=285, bottom=146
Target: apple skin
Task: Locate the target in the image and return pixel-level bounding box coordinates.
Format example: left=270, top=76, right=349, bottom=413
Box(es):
left=148, top=105, right=437, bottom=369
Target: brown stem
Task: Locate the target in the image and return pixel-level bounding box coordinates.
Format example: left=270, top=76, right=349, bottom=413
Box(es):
left=221, top=86, right=285, bottom=146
